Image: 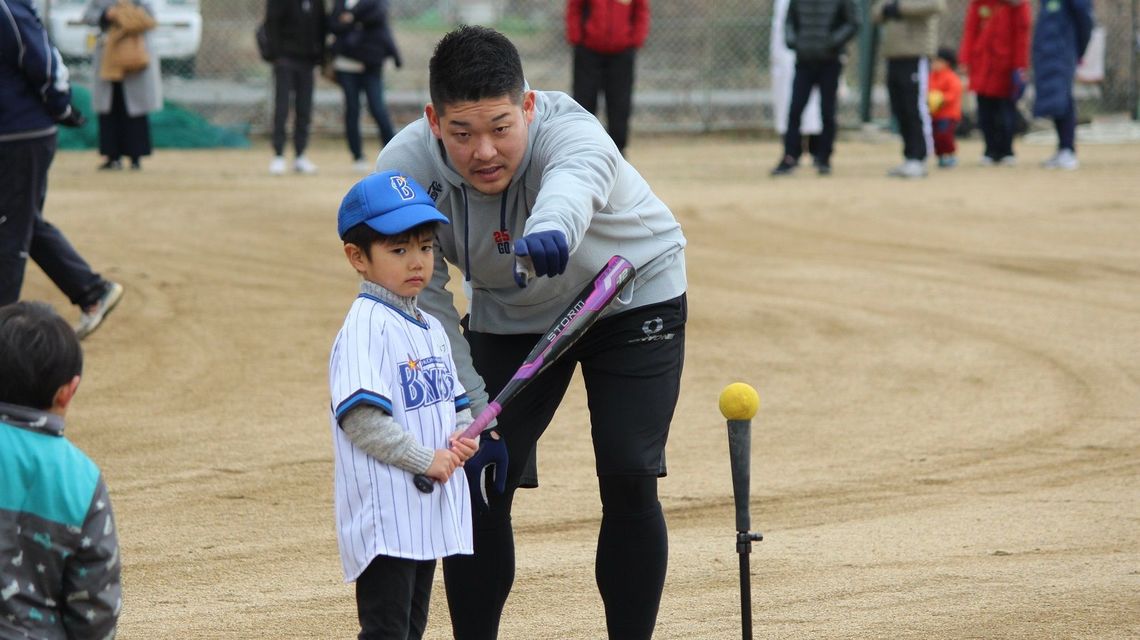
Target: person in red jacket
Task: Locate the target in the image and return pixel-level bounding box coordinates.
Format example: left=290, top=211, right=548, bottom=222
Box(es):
left=958, top=0, right=1031, bottom=166
left=928, top=47, right=963, bottom=167
left=565, top=0, right=650, bottom=154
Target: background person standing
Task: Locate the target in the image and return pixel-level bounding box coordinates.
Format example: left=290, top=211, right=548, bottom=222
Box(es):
left=81, top=0, right=162, bottom=171
left=565, top=0, right=650, bottom=155
left=958, top=0, right=1031, bottom=166
left=770, top=0, right=860, bottom=176
left=265, top=0, right=326, bottom=175
left=328, top=0, right=402, bottom=173
left=770, top=0, right=824, bottom=172
left=1032, top=0, right=1094, bottom=170
left=872, top=0, right=946, bottom=178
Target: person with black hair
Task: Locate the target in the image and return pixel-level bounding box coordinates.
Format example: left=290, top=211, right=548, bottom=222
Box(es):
left=264, top=0, right=327, bottom=175
left=0, top=301, right=122, bottom=639
left=376, top=24, right=687, bottom=640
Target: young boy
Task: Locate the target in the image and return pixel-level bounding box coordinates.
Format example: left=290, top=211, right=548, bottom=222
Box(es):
left=0, top=301, right=122, bottom=639
left=929, top=47, right=963, bottom=168
left=328, top=170, right=479, bottom=639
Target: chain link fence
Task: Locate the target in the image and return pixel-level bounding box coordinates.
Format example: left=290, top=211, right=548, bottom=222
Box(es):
left=58, top=0, right=1140, bottom=141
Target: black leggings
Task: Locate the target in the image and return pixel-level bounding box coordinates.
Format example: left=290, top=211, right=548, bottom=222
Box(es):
left=443, top=474, right=667, bottom=640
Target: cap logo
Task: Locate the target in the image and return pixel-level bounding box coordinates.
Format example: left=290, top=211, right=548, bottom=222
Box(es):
left=390, top=175, right=417, bottom=201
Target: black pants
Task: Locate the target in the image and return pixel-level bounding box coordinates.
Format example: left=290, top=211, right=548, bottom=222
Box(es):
left=886, top=57, right=932, bottom=161
left=572, top=46, right=636, bottom=153
left=783, top=59, right=842, bottom=164
left=336, top=67, right=397, bottom=161
left=0, top=136, right=105, bottom=307
left=272, top=57, right=316, bottom=157
left=444, top=295, right=686, bottom=639
left=976, top=95, right=1017, bottom=160
left=97, top=82, right=152, bottom=163
left=355, top=554, right=435, bottom=640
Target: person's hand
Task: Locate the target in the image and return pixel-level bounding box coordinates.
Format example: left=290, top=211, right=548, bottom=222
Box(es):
left=1011, top=68, right=1028, bottom=100
left=881, top=0, right=901, bottom=19
left=338, top=12, right=353, bottom=23
left=58, top=107, right=86, bottom=128
left=513, top=230, right=568, bottom=286
left=393, top=53, right=403, bottom=69
left=449, top=432, right=479, bottom=464
left=464, top=430, right=508, bottom=511
left=424, top=448, right=461, bottom=482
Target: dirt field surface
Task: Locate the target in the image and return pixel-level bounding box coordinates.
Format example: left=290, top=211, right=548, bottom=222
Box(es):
left=25, top=134, right=1139, bottom=639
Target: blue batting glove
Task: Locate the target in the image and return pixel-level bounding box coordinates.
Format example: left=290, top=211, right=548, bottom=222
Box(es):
left=514, top=230, right=569, bottom=278
left=465, top=430, right=508, bottom=511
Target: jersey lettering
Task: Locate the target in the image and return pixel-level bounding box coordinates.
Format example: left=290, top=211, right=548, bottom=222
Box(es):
left=398, top=356, right=456, bottom=410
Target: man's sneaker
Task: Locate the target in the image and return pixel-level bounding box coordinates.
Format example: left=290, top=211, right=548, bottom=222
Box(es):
left=75, top=282, right=124, bottom=340
left=269, top=156, right=286, bottom=176
left=887, top=160, right=927, bottom=179
left=1043, top=149, right=1079, bottom=170
left=769, top=156, right=797, bottom=177
left=352, top=159, right=372, bottom=174
left=999, top=155, right=1018, bottom=167
left=294, top=155, right=318, bottom=175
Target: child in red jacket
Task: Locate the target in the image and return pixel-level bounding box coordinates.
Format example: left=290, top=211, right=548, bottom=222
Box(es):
left=958, top=0, right=1031, bottom=166
left=929, top=47, right=963, bottom=168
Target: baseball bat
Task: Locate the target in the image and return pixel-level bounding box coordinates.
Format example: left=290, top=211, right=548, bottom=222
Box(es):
left=413, top=254, right=637, bottom=493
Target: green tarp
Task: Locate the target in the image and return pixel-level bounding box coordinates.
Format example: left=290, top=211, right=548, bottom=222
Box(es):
left=58, top=84, right=250, bottom=150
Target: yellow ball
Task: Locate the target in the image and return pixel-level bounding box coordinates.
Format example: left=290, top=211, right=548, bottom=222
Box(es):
left=928, top=89, right=944, bottom=114
left=718, top=382, right=760, bottom=420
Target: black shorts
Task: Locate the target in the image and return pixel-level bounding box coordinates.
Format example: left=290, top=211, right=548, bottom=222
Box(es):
left=466, top=294, right=686, bottom=488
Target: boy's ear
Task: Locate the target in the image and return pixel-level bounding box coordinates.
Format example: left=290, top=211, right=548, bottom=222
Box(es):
left=52, top=375, right=81, bottom=415
left=344, top=242, right=368, bottom=273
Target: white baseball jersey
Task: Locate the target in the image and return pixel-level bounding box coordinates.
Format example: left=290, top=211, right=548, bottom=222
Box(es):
left=328, top=292, right=473, bottom=580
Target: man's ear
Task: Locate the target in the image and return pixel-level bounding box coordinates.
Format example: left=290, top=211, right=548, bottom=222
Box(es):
left=522, top=90, right=536, bottom=125
left=426, top=103, right=442, bottom=139
left=344, top=243, right=368, bottom=273
left=52, top=375, right=81, bottom=415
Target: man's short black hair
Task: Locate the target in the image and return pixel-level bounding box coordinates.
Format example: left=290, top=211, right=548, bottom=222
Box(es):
left=936, top=47, right=958, bottom=70
left=429, top=25, right=526, bottom=114
left=342, top=221, right=439, bottom=259
left=0, top=302, right=83, bottom=410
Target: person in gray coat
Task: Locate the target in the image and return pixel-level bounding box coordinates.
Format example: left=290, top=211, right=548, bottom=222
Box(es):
left=770, top=0, right=860, bottom=176
left=81, top=0, right=163, bottom=170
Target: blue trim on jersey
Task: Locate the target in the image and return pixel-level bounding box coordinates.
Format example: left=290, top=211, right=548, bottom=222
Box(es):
left=454, top=393, right=470, bottom=411
left=357, top=293, right=430, bottom=329
left=335, top=389, right=393, bottom=421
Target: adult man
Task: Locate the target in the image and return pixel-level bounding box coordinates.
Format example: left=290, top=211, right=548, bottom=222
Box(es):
left=0, top=301, right=122, bottom=639
left=376, top=25, right=687, bottom=640
left=770, top=0, right=860, bottom=176
left=0, top=0, right=124, bottom=338
left=565, top=0, right=650, bottom=155
left=873, top=0, right=946, bottom=178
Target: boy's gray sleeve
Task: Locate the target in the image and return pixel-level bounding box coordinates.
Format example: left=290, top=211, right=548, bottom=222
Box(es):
left=340, top=405, right=435, bottom=474
left=62, top=479, right=121, bottom=640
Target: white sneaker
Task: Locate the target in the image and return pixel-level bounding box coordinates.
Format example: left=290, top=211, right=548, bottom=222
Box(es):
left=352, top=159, right=372, bottom=174
left=269, top=156, right=286, bottom=176
left=294, top=155, right=318, bottom=175
left=75, top=282, right=124, bottom=340
left=887, top=160, right=927, bottom=179
left=999, top=155, right=1018, bottom=167
left=1047, top=149, right=1079, bottom=170
left=980, top=156, right=997, bottom=167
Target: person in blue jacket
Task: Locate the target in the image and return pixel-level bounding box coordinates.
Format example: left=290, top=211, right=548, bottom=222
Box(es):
left=328, top=0, right=402, bottom=172
left=1032, top=0, right=1094, bottom=170
left=0, top=301, right=122, bottom=639
left=0, top=0, right=124, bottom=339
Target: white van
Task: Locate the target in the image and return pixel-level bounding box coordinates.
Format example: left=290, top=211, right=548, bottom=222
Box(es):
left=35, top=0, right=202, bottom=76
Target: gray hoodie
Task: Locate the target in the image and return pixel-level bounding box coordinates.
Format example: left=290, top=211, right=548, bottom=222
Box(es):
left=376, top=89, right=687, bottom=415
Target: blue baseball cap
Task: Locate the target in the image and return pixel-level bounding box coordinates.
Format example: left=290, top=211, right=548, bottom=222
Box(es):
left=337, top=170, right=449, bottom=238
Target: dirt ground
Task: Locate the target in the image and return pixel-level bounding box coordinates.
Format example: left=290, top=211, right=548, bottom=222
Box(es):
left=24, top=132, right=1139, bottom=639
